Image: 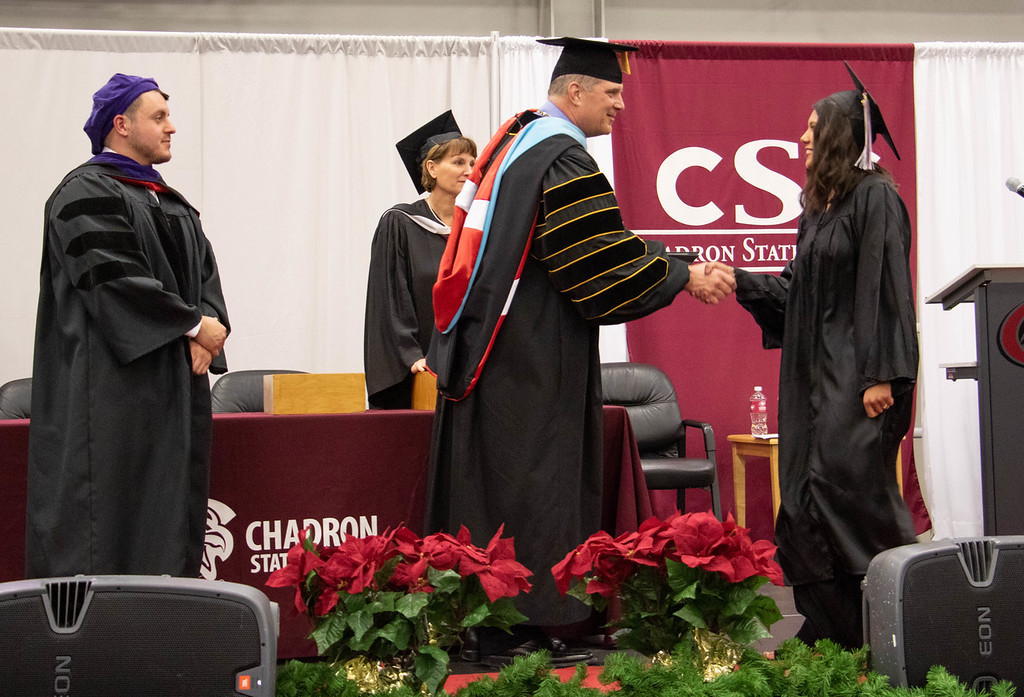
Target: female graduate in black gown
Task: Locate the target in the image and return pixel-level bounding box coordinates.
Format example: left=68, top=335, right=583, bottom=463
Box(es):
left=734, top=65, right=918, bottom=649
left=364, top=112, right=476, bottom=408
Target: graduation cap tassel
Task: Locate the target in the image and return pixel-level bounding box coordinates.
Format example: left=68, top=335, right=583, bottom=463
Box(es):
left=855, top=93, right=874, bottom=171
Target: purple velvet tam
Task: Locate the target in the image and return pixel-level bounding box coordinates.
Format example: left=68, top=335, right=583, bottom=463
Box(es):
left=83, top=73, right=166, bottom=155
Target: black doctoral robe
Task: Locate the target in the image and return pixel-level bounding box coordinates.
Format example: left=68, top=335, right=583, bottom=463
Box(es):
left=426, top=126, right=689, bottom=626
left=735, top=174, right=918, bottom=586
left=364, top=199, right=447, bottom=409
left=26, top=161, right=229, bottom=578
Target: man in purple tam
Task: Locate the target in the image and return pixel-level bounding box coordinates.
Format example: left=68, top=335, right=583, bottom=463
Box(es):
left=83, top=73, right=168, bottom=156
left=26, top=73, right=231, bottom=579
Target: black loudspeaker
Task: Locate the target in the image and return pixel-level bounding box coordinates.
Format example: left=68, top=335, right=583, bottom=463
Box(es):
left=863, top=536, right=1024, bottom=691
left=0, top=575, right=278, bottom=696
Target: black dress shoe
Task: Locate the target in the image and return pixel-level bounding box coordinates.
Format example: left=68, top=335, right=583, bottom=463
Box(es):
left=547, top=638, right=594, bottom=665
left=479, top=636, right=593, bottom=668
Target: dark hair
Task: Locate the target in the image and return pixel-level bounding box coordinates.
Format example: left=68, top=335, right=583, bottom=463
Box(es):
left=421, top=137, right=477, bottom=192
left=801, top=97, right=892, bottom=213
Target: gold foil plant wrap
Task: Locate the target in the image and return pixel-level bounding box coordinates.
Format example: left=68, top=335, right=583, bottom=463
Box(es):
left=340, top=655, right=427, bottom=695
left=694, top=627, right=744, bottom=681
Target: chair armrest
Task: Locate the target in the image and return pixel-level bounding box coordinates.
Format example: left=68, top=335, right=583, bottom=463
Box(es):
left=674, top=419, right=716, bottom=459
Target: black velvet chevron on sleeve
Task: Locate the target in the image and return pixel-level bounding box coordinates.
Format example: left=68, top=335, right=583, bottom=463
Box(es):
left=533, top=150, right=670, bottom=321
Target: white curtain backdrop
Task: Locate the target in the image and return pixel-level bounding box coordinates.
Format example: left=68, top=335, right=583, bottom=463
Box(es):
left=914, top=42, right=1024, bottom=538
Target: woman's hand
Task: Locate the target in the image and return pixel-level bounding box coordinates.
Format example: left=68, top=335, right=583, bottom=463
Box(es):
left=864, top=382, right=894, bottom=418
left=410, top=358, right=428, bottom=374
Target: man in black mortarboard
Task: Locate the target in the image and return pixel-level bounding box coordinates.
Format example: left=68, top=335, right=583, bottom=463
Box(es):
left=425, top=39, right=736, bottom=666
left=26, top=73, right=230, bottom=579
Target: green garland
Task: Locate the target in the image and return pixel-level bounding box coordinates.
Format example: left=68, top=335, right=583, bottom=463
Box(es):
left=275, top=640, right=1018, bottom=697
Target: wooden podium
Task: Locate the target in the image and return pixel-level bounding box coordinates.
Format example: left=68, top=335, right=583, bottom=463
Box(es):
left=926, top=264, right=1024, bottom=534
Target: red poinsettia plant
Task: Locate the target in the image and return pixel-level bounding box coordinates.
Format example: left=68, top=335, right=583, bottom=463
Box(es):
left=268, top=524, right=531, bottom=693
left=552, top=511, right=784, bottom=657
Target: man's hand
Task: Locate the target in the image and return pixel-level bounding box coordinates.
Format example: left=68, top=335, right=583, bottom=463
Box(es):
left=685, top=261, right=736, bottom=304
left=195, top=315, right=227, bottom=356
left=189, top=339, right=213, bottom=375
left=410, top=358, right=428, bottom=374
left=864, top=382, right=894, bottom=418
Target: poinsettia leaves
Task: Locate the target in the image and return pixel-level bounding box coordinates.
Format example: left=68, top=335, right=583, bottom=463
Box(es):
left=395, top=591, right=431, bottom=619
left=721, top=615, right=772, bottom=645
left=427, top=567, right=463, bottom=595
left=460, top=601, right=491, bottom=627
left=414, top=644, right=450, bottom=695
left=377, top=617, right=413, bottom=651
left=722, top=585, right=757, bottom=617
left=346, top=607, right=376, bottom=644
left=366, top=592, right=398, bottom=614
left=747, top=593, right=784, bottom=626
left=309, top=611, right=349, bottom=655
left=674, top=602, right=709, bottom=629
left=476, top=597, right=528, bottom=629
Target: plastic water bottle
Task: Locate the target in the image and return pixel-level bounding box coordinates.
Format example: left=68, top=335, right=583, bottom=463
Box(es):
left=750, top=386, right=768, bottom=436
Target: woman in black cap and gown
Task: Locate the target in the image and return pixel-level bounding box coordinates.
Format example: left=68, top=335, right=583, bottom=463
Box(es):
left=364, top=112, right=476, bottom=409
left=733, top=64, right=918, bottom=648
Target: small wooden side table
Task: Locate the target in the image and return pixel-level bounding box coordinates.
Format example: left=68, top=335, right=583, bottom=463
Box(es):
left=727, top=434, right=905, bottom=528
left=727, top=434, right=779, bottom=528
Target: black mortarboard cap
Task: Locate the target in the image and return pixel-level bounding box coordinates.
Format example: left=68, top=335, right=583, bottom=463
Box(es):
left=537, top=37, right=638, bottom=84
left=395, top=110, right=463, bottom=194
left=815, top=61, right=900, bottom=167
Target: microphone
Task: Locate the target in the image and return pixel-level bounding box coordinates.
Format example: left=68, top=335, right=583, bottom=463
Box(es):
left=1006, top=177, right=1024, bottom=197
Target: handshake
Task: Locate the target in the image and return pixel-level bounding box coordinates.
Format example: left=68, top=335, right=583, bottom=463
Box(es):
left=685, top=261, right=737, bottom=305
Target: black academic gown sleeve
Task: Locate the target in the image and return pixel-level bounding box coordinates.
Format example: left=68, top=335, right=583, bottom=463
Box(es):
left=850, top=177, right=918, bottom=397
left=532, top=145, right=689, bottom=321
left=735, top=265, right=791, bottom=350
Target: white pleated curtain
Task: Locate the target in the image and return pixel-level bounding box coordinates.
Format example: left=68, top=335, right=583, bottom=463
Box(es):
left=914, top=42, right=1024, bottom=539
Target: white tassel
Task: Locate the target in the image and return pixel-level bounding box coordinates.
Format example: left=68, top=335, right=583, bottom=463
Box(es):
left=855, top=93, right=874, bottom=171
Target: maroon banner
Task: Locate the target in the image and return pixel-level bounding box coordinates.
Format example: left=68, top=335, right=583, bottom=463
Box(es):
left=611, top=42, right=928, bottom=540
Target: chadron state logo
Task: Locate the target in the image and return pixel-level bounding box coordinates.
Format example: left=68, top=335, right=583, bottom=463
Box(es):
left=202, top=498, right=236, bottom=581
left=998, top=303, right=1024, bottom=368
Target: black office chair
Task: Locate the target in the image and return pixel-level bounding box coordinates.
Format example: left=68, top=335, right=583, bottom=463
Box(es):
left=0, top=377, right=32, bottom=420
left=600, top=362, right=722, bottom=519
left=210, top=369, right=308, bottom=413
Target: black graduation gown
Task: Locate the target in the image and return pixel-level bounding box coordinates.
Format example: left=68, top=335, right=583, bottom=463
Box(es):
left=426, top=143, right=689, bottom=626
left=26, top=162, right=229, bottom=578
left=363, top=199, right=447, bottom=409
left=735, top=174, right=918, bottom=586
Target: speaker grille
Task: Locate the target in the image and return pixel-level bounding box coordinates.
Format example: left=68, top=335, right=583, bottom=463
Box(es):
left=957, top=539, right=998, bottom=586
left=45, top=578, right=92, bottom=632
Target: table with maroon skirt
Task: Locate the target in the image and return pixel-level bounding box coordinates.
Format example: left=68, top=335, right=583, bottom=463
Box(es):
left=0, top=405, right=651, bottom=657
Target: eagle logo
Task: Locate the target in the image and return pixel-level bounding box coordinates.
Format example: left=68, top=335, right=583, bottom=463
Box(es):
left=202, top=498, right=237, bottom=581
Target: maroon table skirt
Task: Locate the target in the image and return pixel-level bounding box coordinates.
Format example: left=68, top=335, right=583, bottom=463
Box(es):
left=0, top=405, right=650, bottom=658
